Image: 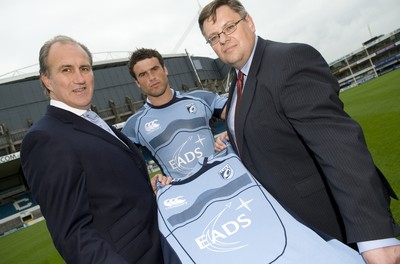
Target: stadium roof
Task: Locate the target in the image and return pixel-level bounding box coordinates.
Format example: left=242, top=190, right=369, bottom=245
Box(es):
left=0, top=51, right=187, bottom=85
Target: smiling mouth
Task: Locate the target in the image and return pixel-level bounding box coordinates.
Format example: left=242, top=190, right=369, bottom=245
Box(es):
left=223, top=44, right=236, bottom=54
left=73, top=87, right=86, bottom=93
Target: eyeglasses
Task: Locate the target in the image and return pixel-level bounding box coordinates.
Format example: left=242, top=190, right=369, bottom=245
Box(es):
left=206, top=17, right=246, bottom=46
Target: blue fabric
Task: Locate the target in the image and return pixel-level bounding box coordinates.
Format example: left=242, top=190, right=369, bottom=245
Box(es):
left=156, top=144, right=364, bottom=263
left=122, top=89, right=227, bottom=178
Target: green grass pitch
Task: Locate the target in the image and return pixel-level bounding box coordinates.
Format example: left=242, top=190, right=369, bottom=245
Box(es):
left=0, top=68, right=399, bottom=263
left=339, top=68, right=400, bottom=225
left=0, top=220, right=63, bottom=263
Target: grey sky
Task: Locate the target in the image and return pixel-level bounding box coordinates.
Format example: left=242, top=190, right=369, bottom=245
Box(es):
left=0, top=0, right=398, bottom=77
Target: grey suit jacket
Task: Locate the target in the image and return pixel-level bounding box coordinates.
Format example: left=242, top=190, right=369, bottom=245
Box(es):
left=21, top=106, right=163, bottom=263
left=226, top=37, right=399, bottom=244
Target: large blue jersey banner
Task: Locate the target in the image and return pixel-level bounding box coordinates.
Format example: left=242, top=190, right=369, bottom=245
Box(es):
left=157, top=144, right=363, bottom=263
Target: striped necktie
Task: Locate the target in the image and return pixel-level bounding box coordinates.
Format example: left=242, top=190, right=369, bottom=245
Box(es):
left=82, top=110, right=115, bottom=135
left=234, top=70, right=245, bottom=154
left=82, top=110, right=129, bottom=147
left=234, top=71, right=245, bottom=127
left=236, top=70, right=244, bottom=106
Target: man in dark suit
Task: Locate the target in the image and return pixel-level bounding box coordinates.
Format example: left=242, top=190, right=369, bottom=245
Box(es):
left=198, top=1, right=400, bottom=263
left=20, top=35, right=164, bottom=263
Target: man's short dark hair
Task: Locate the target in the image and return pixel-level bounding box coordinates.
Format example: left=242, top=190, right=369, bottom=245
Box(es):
left=128, top=48, right=164, bottom=80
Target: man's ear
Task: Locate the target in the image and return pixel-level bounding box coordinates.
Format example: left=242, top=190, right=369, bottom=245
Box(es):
left=245, top=14, right=256, bottom=33
left=164, top=66, right=168, bottom=76
left=135, top=80, right=140, bottom=88
left=41, top=74, right=52, bottom=91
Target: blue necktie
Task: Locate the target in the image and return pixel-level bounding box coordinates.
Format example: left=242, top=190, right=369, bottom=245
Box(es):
left=82, top=110, right=116, bottom=136
left=82, top=110, right=129, bottom=147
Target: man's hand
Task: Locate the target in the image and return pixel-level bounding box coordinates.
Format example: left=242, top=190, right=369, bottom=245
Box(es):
left=215, top=131, right=229, bottom=152
left=151, top=174, right=173, bottom=193
left=362, top=245, right=400, bottom=264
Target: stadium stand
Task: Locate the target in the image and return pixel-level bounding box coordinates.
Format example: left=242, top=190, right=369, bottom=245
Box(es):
left=330, top=27, right=400, bottom=89
left=0, top=192, right=40, bottom=236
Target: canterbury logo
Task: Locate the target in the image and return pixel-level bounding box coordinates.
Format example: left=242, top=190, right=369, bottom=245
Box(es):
left=144, top=120, right=160, bottom=132
left=164, top=196, right=186, bottom=208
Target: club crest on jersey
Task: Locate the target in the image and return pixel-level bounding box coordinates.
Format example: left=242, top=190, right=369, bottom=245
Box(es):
left=144, top=119, right=160, bottom=133
left=219, top=164, right=233, bottom=179
left=185, top=103, right=197, bottom=114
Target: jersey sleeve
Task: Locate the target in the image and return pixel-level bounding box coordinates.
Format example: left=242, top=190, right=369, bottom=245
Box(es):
left=121, top=113, right=141, bottom=144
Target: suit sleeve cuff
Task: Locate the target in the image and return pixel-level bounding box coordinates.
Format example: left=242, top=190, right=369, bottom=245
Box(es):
left=357, top=238, right=400, bottom=253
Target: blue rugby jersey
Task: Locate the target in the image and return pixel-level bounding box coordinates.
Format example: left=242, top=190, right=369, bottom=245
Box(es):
left=122, top=89, right=227, bottom=179
left=157, top=144, right=364, bottom=264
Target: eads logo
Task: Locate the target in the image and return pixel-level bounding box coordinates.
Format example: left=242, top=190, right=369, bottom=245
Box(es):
left=169, top=135, right=207, bottom=173
left=195, top=198, right=253, bottom=252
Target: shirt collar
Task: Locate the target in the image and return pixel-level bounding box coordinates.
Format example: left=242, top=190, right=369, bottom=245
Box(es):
left=146, top=88, right=176, bottom=105
left=50, top=99, right=88, bottom=116
left=237, top=34, right=258, bottom=76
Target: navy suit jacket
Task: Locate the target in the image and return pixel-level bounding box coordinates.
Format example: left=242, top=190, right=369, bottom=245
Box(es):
left=226, top=37, right=400, bottom=244
left=21, top=106, right=163, bottom=263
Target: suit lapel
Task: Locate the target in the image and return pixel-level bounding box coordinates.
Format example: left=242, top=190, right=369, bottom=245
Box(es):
left=75, top=120, right=134, bottom=152
left=235, top=37, right=267, bottom=153
left=226, top=69, right=237, bottom=148
left=47, top=105, right=149, bottom=181
left=226, top=67, right=236, bottom=112
left=47, top=106, right=132, bottom=152
left=112, top=126, right=139, bottom=152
